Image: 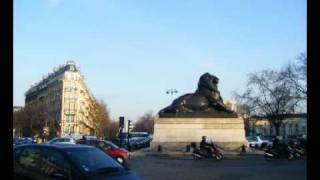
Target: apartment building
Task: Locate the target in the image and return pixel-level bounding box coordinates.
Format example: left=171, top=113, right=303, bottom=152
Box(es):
left=25, top=61, right=97, bottom=136
left=248, top=113, right=307, bottom=138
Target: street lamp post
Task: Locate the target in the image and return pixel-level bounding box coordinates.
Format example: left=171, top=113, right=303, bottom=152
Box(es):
left=166, top=89, right=178, bottom=102
left=166, top=89, right=178, bottom=95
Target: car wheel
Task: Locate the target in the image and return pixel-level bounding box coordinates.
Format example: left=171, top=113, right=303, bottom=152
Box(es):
left=116, top=157, right=125, bottom=164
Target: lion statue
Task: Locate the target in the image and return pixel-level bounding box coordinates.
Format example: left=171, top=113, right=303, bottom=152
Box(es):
left=159, top=73, right=236, bottom=117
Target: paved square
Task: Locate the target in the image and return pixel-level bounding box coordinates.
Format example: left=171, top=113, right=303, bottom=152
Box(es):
left=127, top=152, right=306, bottom=180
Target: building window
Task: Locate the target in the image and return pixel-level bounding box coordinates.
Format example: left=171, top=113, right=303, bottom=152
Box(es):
left=64, top=87, right=72, bottom=92
left=66, top=115, right=75, bottom=123
left=289, top=124, right=293, bottom=136
left=302, top=126, right=306, bottom=133
left=70, top=126, right=74, bottom=134
left=295, top=124, right=299, bottom=135
left=64, top=128, right=68, bottom=135
left=281, top=125, right=286, bottom=136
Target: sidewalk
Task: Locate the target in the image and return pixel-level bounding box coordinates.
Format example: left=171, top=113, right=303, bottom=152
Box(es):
left=131, top=148, right=264, bottom=159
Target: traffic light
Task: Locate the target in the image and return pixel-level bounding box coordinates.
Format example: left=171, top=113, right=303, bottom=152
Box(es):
left=119, top=117, right=125, bottom=145
left=119, top=116, right=124, bottom=129
left=128, top=120, right=133, bottom=131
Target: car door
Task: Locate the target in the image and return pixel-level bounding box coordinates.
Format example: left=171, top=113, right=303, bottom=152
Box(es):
left=39, top=148, right=83, bottom=180
left=15, top=147, right=43, bottom=180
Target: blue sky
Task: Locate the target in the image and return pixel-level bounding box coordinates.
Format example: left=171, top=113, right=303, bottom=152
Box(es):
left=14, top=0, right=306, bottom=121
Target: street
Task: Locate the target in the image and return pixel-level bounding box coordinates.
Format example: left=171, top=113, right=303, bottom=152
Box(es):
left=127, top=152, right=306, bottom=180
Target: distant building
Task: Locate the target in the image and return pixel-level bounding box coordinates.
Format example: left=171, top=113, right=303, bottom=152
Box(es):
left=224, top=100, right=238, bottom=112
left=248, top=113, right=307, bottom=138
left=13, top=106, right=23, bottom=112
left=25, top=61, right=98, bottom=136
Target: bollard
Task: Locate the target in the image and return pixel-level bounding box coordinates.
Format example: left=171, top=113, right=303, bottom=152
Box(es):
left=186, top=145, right=190, bottom=152
left=241, top=144, right=246, bottom=153
left=158, top=145, right=162, bottom=152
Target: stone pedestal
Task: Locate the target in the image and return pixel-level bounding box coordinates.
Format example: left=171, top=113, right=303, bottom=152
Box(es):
left=151, top=117, right=248, bottom=151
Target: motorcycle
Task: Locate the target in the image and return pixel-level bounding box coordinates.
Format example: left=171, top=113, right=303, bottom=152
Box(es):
left=191, top=141, right=223, bottom=160
left=264, top=144, right=294, bottom=160
left=291, top=143, right=304, bottom=158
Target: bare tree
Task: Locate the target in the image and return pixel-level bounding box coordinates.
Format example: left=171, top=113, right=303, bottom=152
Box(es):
left=132, top=111, right=156, bottom=134
left=237, top=69, right=300, bottom=136
left=93, top=99, right=112, bottom=138
left=236, top=104, right=254, bottom=136
left=233, top=90, right=258, bottom=136
left=106, top=120, right=119, bottom=139
left=13, top=103, right=51, bottom=138
left=280, top=53, right=307, bottom=101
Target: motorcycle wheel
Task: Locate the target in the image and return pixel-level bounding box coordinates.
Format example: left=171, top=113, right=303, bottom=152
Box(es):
left=215, top=153, right=223, bottom=161
left=288, top=153, right=294, bottom=160
left=294, top=152, right=301, bottom=159
left=192, top=154, right=196, bottom=160
left=264, top=155, right=272, bottom=161
left=193, top=153, right=200, bottom=160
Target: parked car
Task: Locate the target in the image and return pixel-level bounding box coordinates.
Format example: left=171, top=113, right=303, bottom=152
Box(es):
left=14, top=137, right=36, bottom=147
left=279, top=137, right=301, bottom=146
left=76, top=139, right=130, bottom=164
left=110, top=138, right=139, bottom=150
left=115, top=132, right=153, bottom=150
left=46, top=136, right=79, bottom=144
left=131, top=137, right=152, bottom=149
left=246, top=136, right=272, bottom=148
left=14, top=144, right=141, bottom=180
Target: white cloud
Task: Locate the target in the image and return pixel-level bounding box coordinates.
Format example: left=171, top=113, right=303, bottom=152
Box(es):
left=47, top=0, right=64, bottom=8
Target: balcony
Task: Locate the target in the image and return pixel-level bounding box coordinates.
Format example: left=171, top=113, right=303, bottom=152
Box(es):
left=64, top=109, right=76, bottom=115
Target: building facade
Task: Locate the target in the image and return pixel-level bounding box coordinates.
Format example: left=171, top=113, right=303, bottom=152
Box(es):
left=13, top=106, right=23, bottom=112
left=25, top=61, right=97, bottom=137
left=224, top=100, right=238, bottom=112
left=248, top=113, right=307, bottom=138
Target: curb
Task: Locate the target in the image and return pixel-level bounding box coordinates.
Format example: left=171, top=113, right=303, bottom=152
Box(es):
left=131, top=151, right=264, bottom=160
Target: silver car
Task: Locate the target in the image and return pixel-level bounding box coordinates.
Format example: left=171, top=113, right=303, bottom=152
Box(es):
left=246, top=136, right=273, bottom=148
left=46, top=136, right=78, bottom=144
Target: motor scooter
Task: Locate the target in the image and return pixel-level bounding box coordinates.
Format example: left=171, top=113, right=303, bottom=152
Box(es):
left=291, top=143, right=304, bottom=158
left=264, top=144, right=294, bottom=160
left=191, top=141, right=223, bottom=160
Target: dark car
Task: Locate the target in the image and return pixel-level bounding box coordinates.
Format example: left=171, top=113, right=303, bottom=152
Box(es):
left=114, top=132, right=152, bottom=150
left=110, top=138, right=137, bottom=150
left=14, top=144, right=141, bottom=180
left=14, top=137, right=36, bottom=147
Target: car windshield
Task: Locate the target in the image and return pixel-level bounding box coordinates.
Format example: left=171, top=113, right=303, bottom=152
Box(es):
left=66, top=148, right=124, bottom=174
left=47, top=138, right=58, bottom=143
left=247, top=137, right=258, bottom=141
left=105, top=141, right=119, bottom=149
left=259, top=136, right=269, bottom=141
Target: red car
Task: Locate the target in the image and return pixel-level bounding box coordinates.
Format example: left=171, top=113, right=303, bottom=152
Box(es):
left=76, top=139, right=130, bottom=164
